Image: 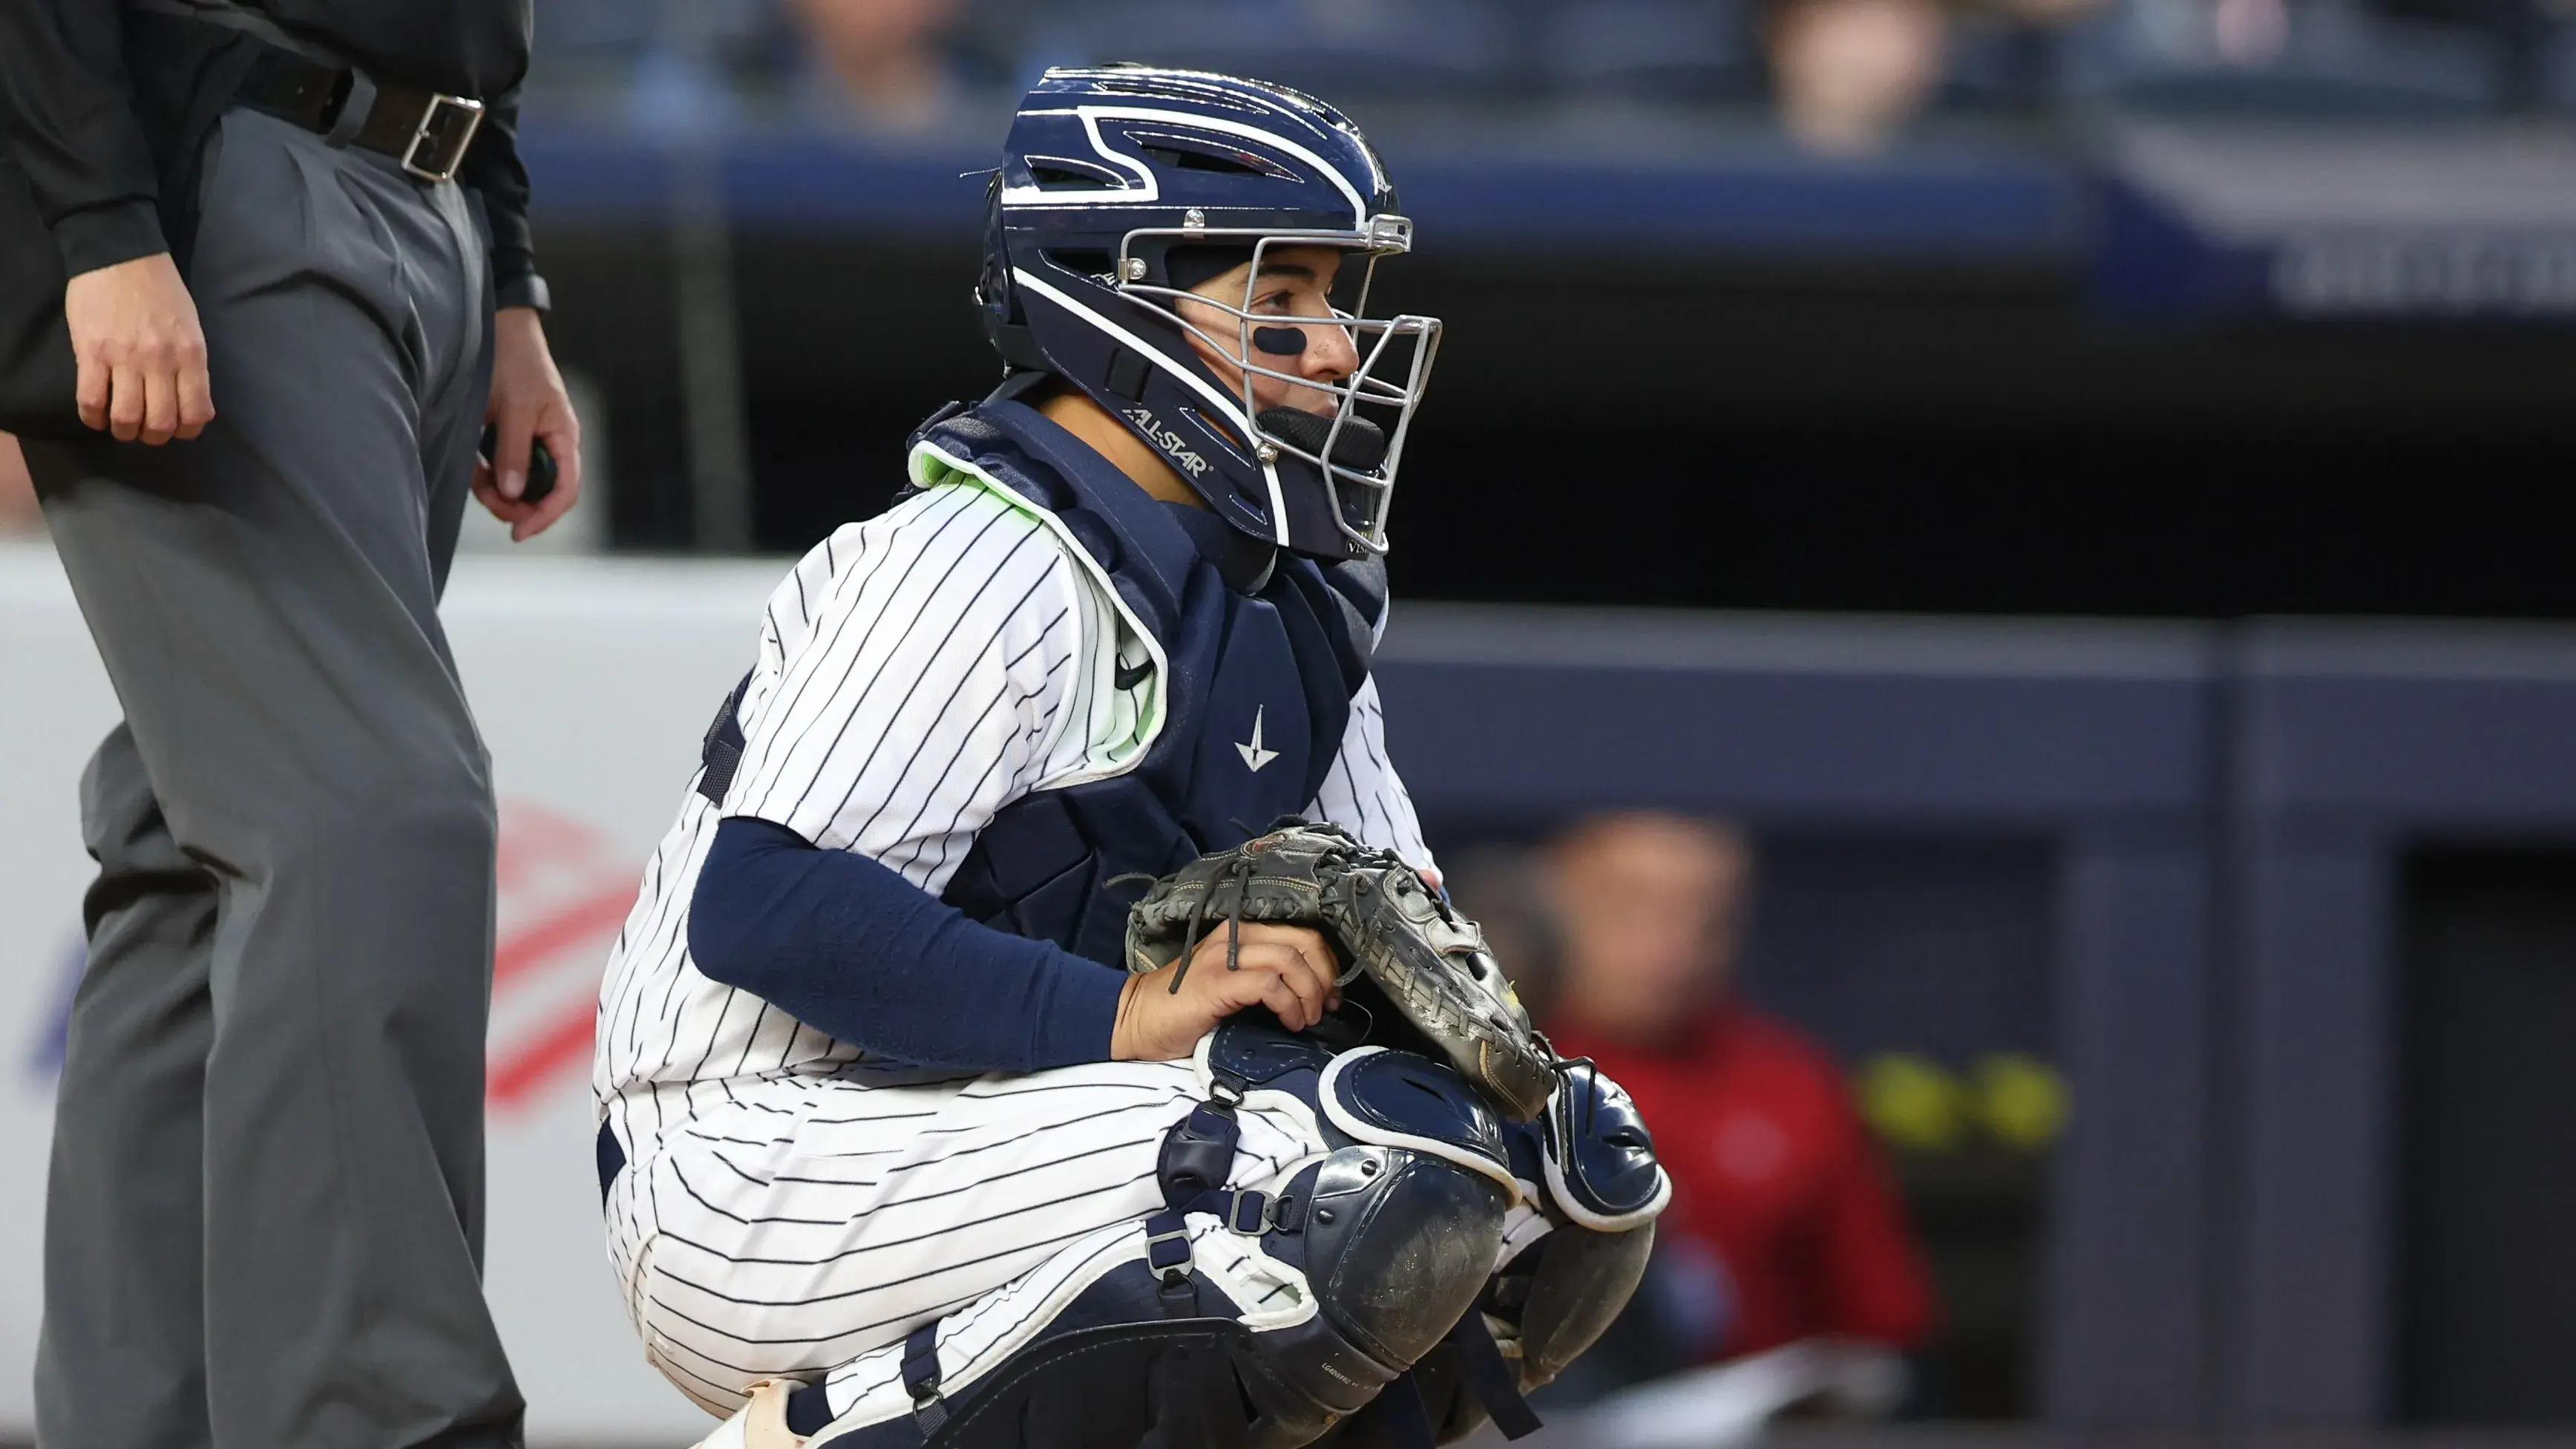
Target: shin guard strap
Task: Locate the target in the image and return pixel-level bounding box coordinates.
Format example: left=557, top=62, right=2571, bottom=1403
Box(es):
left=903, top=1322, right=951, bottom=1436
left=1449, top=1315, right=1541, bottom=1440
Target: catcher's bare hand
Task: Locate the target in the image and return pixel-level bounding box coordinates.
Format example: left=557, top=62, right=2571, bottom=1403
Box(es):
left=1111, top=923, right=1342, bottom=1061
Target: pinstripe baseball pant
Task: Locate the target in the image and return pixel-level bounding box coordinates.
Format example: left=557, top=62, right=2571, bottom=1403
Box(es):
left=610, top=1057, right=1331, bottom=1417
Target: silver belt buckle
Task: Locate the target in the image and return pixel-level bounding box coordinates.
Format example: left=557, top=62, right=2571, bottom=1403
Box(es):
left=401, top=93, right=485, bottom=183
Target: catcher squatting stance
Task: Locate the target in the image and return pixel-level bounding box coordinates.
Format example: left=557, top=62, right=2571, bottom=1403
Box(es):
left=593, top=66, right=1673, bottom=1449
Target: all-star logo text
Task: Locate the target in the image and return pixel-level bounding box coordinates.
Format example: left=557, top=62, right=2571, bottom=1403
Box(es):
left=1121, top=407, right=1211, bottom=479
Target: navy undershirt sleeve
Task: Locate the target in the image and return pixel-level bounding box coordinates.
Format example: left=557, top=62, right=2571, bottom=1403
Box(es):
left=688, top=815, right=1127, bottom=1073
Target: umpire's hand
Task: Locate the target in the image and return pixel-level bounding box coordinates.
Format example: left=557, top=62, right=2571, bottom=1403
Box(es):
left=475, top=306, right=583, bottom=541
left=1111, top=923, right=1343, bottom=1062
left=65, top=253, right=216, bottom=445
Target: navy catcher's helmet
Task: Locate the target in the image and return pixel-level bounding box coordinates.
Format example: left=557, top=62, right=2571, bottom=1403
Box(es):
left=978, top=66, right=1441, bottom=560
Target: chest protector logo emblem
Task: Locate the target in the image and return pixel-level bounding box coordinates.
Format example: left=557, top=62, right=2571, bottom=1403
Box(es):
left=1236, top=706, right=1281, bottom=772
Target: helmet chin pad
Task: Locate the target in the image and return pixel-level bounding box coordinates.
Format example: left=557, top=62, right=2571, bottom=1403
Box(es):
left=1259, top=408, right=1387, bottom=474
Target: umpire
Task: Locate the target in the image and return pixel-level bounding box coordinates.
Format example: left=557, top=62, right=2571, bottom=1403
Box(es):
left=1, top=0, right=579, bottom=1445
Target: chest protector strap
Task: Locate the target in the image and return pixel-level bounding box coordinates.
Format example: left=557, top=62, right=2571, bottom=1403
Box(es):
left=696, top=669, right=755, bottom=807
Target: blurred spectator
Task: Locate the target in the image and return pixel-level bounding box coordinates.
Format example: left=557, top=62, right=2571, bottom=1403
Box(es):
left=1760, top=0, right=2100, bottom=153
left=789, top=0, right=966, bottom=131
left=2209, top=0, right=2291, bottom=64
left=1539, top=812, right=1936, bottom=1377
left=1767, top=0, right=1952, bottom=151
left=1, top=434, right=36, bottom=536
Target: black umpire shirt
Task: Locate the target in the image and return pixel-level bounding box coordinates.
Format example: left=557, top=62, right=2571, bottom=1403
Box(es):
left=1, top=0, right=544, bottom=309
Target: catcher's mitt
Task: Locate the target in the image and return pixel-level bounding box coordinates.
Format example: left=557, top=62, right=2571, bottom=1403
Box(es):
left=1124, top=820, right=1559, bottom=1122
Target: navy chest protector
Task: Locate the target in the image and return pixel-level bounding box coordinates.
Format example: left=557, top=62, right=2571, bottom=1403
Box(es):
left=700, top=399, right=1383, bottom=971
left=930, top=401, right=1382, bottom=966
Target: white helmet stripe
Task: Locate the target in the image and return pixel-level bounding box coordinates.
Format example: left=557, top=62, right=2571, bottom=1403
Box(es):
left=1010, top=266, right=1296, bottom=546
left=998, top=105, right=1369, bottom=227
left=997, top=107, right=1162, bottom=207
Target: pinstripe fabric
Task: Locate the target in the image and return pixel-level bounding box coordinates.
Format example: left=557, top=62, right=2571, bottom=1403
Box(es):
left=626, top=1064, right=1325, bottom=1415
left=592, top=473, right=1439, bottom=1416
left=1312, top=676, right=1432, bottom=875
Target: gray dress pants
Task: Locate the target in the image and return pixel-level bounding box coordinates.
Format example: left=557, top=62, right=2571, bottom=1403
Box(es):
left=22, top=108, right=525, bottom=1448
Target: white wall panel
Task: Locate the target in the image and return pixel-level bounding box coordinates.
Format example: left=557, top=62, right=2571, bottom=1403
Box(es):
left=0, top=541, right=788, bottom=1445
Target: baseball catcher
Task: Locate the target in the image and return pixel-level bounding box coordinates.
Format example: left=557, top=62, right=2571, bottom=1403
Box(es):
left=591, top=65, right=1668, bottom=1449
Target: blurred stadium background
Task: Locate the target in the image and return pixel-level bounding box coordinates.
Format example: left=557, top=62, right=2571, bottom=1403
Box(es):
left=7, top=0, right=2576, bottom=1442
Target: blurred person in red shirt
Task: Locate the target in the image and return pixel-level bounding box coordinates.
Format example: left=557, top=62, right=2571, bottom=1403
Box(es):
left=1540, top=811, right=1936, bottom=1370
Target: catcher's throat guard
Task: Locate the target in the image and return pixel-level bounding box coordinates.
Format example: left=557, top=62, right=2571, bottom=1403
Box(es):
left=1124, top=821, right=1559, bottom=1122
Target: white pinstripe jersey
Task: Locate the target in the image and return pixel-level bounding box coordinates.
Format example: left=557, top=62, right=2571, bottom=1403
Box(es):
left=593, top=470, right=1438, bottom=1139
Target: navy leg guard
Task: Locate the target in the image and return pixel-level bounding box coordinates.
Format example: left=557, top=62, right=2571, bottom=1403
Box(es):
left=1386, top=1060, right=1672, bottom=1445
left=1507, top=1058, right=1668, bottom=1390
left=1498, top=1219, right=1656, bottom=1392
left=812, top=1026, right=1515, bottom=1449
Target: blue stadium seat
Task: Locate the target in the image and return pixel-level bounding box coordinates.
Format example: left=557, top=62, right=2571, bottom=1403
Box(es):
left=1056, top=0, right=1516, bottom=99
left=528, top=0, right=801, bottom=125
left=2537, top=20, right=2576, bottom=111
left=2062, top=0, right=2501, bottom=116
left=1536, top=0, right=1765, bottom=103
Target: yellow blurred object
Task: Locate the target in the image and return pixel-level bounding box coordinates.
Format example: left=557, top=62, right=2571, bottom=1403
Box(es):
left=1972, top=1053, right=2071, bottom=1148
left=1855, top=1053, right=1967, bottom=1151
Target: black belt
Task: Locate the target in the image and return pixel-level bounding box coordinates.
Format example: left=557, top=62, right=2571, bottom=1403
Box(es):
left=234, top=46, right=486, bottom=184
